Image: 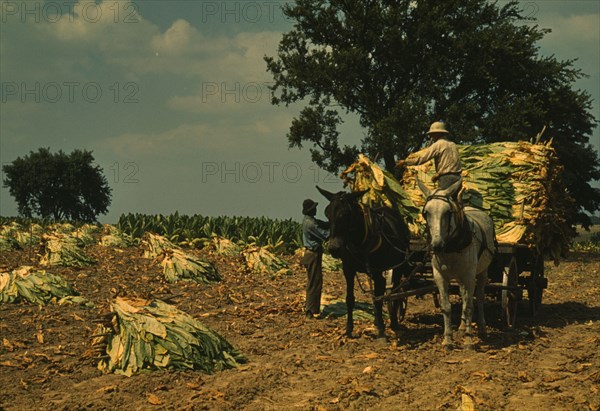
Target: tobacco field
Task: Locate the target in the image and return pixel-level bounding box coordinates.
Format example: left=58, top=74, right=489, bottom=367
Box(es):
left=0, top=219, right=599, bottom=410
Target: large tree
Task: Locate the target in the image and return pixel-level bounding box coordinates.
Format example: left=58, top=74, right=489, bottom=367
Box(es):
left=265, top=0, right=600, bottom=225
left=2, top=148, right=112, bottom=222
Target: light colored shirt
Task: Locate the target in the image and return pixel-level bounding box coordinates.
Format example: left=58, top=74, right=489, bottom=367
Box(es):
left=302, top=215, right=329, bottom=251
left=405, top=138, right=462, bottom=175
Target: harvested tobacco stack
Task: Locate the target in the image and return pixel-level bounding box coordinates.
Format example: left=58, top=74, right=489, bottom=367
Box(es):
left=140, top=232, right=177, bottom=259
left=0, top=222, right=44, bottom=248
left=93, top=297, right=247, bottom=376
left=242, top=244, right=290, bottom=275
left=72, top=223, right=100, bottom=245
left=0, top=230, right=20, bottom=252
left=99, top=224, right=134, bottom=248
left=161, top=248, right=221, bottom=284
left=210, top=234, right=242, bottom=256
left=0, top=265, right=91, bottom=306
left=141, top=232, right=220, bottom=284
left=40, top=234, right=97, bottom=267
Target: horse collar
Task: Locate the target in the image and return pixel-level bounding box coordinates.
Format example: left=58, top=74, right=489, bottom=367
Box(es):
left=424, top=194, right=471, bottom=253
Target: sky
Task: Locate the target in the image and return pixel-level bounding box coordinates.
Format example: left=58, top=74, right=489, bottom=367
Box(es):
left=0, top=0, right=599, bottom=223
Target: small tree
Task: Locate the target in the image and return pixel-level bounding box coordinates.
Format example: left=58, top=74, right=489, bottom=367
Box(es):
left=2, top=148, right=112, bottom=222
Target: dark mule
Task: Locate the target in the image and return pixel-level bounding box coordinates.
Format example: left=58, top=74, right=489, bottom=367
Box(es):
left=317, top=186, right=412, bottom=339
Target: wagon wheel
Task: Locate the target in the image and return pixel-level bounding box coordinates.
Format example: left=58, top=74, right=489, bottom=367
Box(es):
left=387, top=297, right=408, bottom=323
left=501, top=256, right=518, bottom=329
left=528, top=255, right=545, bottom=316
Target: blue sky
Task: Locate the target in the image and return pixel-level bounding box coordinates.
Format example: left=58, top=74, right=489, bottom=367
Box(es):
left=1, top=0, right=598, bottom=223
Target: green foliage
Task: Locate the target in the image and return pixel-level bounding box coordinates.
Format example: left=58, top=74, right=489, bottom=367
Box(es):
left=118, top=213, right=303, bottom=253
left=2, top=148, right=112, bottom=222
left=571, top=241, right=600, bottom=253
left=572, top=232, right=600, bottom=253
left=265, top=0, right=599, bottom=226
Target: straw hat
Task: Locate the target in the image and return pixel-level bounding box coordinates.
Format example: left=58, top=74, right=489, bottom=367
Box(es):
left=427, top=121, right=450, bottom=135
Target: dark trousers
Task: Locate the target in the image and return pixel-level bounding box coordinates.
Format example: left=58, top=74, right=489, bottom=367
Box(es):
left=302, top=249, right=323, bottom=314
left=438, top=174, right=462, bottom=201
left=437, top=173, right=462, bottom=190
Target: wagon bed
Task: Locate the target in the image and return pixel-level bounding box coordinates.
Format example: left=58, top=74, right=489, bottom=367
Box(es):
left=381, top=239, right=547, bottom=328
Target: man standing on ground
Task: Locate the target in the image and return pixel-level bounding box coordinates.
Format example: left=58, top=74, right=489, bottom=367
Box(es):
left=301, top=199, right=329, bottom=319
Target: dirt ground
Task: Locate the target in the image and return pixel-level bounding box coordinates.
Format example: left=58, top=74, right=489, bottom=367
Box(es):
left=1, top=242, right=599, bottom=411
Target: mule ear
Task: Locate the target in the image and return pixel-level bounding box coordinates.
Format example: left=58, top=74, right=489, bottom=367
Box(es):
left=316, top=185, right=336, bottom=201
left=416, top=177, right=431, bottom=198
left=437, top=179, right=462, bottom=198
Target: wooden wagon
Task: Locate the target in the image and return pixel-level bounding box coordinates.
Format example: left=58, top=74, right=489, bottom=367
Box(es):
left=379, top=238, right=547, bottom=329
left=343, top=141, right=571, bottom=329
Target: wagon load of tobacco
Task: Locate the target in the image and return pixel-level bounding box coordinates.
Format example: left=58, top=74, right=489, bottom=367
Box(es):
left=341, top=140, right=575, bottom=262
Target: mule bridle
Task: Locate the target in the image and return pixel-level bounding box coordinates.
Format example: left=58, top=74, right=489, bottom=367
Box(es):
left=422, top=194, right=467, bottom=250
left=329, top=196, right=418, bottom=302
left=342, top=201, right=413, bottom=272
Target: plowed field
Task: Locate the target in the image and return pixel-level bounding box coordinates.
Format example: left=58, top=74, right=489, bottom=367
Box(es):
left=1, top=243, right=598, bottom=410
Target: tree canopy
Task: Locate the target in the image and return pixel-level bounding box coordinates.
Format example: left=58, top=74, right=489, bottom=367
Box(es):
left=265, top=0, right=599, bottom=225
left=2, top=148, right=112, bottom=222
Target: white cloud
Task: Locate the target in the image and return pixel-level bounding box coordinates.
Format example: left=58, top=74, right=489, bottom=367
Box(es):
left=49, top=0, right=99, bottom=41
left=2, top=0, right=283, bottom=112
left=42, top=0, right=148, bottom=41
left=31, top=2, right=282, bottom=83
left=538, top=13, right=600, bottom=64
left=100, top=124, right=235, bottom=157
left=141, top=28, right=281, bottom=82
left=166, top=84, right=273, bottom=114
left=151, top=19, right=196, bottom=55
left=98, top=113, right=294, bottom=159
left=543, top=14, right=599, bottom=43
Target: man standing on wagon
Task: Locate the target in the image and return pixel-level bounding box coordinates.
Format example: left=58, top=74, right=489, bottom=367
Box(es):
left=395, top=121, right=463, bottom=190
left=301, top=199, right=329, bottom=320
